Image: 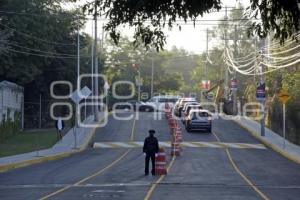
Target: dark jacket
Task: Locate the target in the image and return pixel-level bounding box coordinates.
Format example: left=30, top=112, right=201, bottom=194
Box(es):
left=143, top=135, right=159, bottom=154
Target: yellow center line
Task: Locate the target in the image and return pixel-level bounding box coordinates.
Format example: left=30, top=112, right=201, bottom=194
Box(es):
left=39, top=118, right=137, bottom=200
left=144, top=156, right=176, bottom=200
left=212, top=132, right=269, bottom=200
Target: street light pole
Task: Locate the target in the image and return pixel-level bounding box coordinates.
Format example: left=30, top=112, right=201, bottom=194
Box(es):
left=93, top=1, right=99, bottom=121
left=91, top=22, right=94, bottom=117
left=77, top=23, right=80, bottom=85
left=233, top=25, right=238, bottom=115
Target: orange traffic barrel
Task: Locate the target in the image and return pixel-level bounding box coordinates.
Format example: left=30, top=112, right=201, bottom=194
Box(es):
left=155, top=148, right=167, bottom=175
left=171, top=142, right=181, bottom=156
left=174, top=131, right=183, bottom=142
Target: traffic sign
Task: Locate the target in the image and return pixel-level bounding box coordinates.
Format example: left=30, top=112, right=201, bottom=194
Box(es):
left=278, top=89, right=290, bottom=149
left=256, top=82, right=266, bottom=101
left=71, top=86, right=92, bottom=104
left=278, top=90, right=290, bottom=104
left=201, top=80, right=210, bottom=90
left=80, top=86, right=92, bottom=98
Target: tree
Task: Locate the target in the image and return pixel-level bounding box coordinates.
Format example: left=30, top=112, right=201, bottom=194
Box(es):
left=0, top=30, right=10, bottom=55
left=0, top=0, right=89, bottom=91
left=103, top=37, right=184, bottom=100
left=247, top=0, right=300, bottom=43
left=81, top=0, right=299, bottom=51
left=0, top=0, right=94, bottom=128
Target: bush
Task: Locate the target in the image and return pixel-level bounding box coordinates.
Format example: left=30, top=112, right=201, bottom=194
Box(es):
left=0, top=109, right=20, bottom=142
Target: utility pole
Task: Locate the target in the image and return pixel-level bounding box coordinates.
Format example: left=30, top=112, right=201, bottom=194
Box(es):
left=151, top=56, right=154, bottom=98
left=93, top=1, right=99, bottom=121
left=91, top=22, right=94, bottom=117
left=101, top=24, right=105, bottom=111
left=205, top=28, right=208, bottom=84
left=77, top=23, right=80, bottom=85
left=224, top=6, right=229, bottom=100
left=21, top=90, right=24, bottom=130
left=77, top=22, right=80, bottom=125
left=39, top=93, right=42, bottom=129
left=233, top=25, right=238, bottom=115
left=203, top=28, right=209, bottom=104
left=260, top=40, right=266, bottom=137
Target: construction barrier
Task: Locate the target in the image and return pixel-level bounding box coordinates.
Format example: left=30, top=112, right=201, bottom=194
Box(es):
left=155, top=148, right=167, bottom=175
left=171, top=142, right=181, bottom=156
left=174, top=130, right=183, bottom=142
left=165, top=103, right=183, bottom=156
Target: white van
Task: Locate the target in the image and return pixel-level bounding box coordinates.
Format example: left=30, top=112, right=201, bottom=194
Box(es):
left=145, top=95, right=179, bottom=111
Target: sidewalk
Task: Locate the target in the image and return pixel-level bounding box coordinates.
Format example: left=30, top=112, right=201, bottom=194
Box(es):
left=227, top=115, right=300, bottom=164
left=0, top=113, right=105, bottom=171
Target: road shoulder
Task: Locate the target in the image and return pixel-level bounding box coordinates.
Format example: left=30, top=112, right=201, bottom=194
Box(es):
left=0, top=115, right=102, bottom=172
left=230, top=116, right=300, bottom=165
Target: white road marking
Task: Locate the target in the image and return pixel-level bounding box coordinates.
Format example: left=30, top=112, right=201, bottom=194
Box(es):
left=92, top=141, right=266, bottom=149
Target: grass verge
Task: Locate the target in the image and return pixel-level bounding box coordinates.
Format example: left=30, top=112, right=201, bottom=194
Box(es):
left=0, top=129, right=57, bottom=158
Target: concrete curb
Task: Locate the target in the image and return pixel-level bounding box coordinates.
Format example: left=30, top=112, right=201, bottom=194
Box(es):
left=234, top=119, right=300, bottom=165
left=0, top=122, right=99, bottom=172
left=0, top=150, right=79, bottom=172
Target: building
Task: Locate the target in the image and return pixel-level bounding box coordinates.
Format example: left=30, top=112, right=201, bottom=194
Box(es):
left=0, top=81, right=24, bottom=127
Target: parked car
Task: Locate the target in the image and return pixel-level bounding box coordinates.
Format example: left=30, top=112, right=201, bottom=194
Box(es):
left=115, top=100, right=154, bottom=112
left=174, top=97, right=196, bottom=116
left=185, top=109, right=212, bottom=133
left=182, top=104, right=203, bottom=124
left=176, top=98, right=197, bottom=117
left=181, top=102, right=200, bottom=116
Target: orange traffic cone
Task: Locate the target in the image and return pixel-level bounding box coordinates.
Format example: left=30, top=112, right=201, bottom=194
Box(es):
left=155, top=148, right=167, bottom=175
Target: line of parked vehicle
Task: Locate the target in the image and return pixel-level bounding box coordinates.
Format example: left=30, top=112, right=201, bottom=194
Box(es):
left=114, top=95, right=213, bottom=133
left=174, top=97, right=212, bottom=133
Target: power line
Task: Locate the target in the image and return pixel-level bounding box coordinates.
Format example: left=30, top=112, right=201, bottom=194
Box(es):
left=0, top=22, right=77, bottom=46
left=4, top=42, right=80, bottom=57
left=6, top=48, right=89, bottom=59
left=0, top=10, right=80, bottom=19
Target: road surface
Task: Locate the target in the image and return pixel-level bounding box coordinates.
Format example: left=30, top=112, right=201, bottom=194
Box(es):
left=0, top=112, right=300, bottom=200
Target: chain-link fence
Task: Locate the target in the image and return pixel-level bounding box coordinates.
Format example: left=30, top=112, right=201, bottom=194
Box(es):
left=24, top=98, right=94, bottom=130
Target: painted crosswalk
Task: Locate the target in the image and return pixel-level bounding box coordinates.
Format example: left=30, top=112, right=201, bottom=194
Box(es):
left=93, top=141, right=266, bottom=149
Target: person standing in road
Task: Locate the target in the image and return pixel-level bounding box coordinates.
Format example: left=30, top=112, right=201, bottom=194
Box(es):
left=143, top=129, right=159, bottom=176
left=55, top=117, right=64, bottom=141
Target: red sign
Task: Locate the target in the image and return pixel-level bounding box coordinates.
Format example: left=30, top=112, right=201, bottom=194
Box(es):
left=201, top=80, right=210, bottom=90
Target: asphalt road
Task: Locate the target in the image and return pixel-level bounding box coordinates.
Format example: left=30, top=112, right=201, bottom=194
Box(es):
left=0, top=112, right=300, bottom=200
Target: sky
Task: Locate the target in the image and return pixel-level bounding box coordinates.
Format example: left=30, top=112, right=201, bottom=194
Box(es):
left=70, top=0, right=250, bottom=54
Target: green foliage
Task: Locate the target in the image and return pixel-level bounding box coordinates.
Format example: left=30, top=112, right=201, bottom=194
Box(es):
left=104, top=37, right=184, bottom=100
left=0, top=110, right=20, bottom=142
left=0, top=0, right=100, bottom=129
left=0, top=129, right=57, bottom=157
left=82, top=0, right=222, bottom=51
left=0, top=0, right=91, bottom=92
left=282, top=71, right=300, bottom=144
left=247, top=0, right=300, bottom=44
left=80, top=0, right=299, bottom=51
